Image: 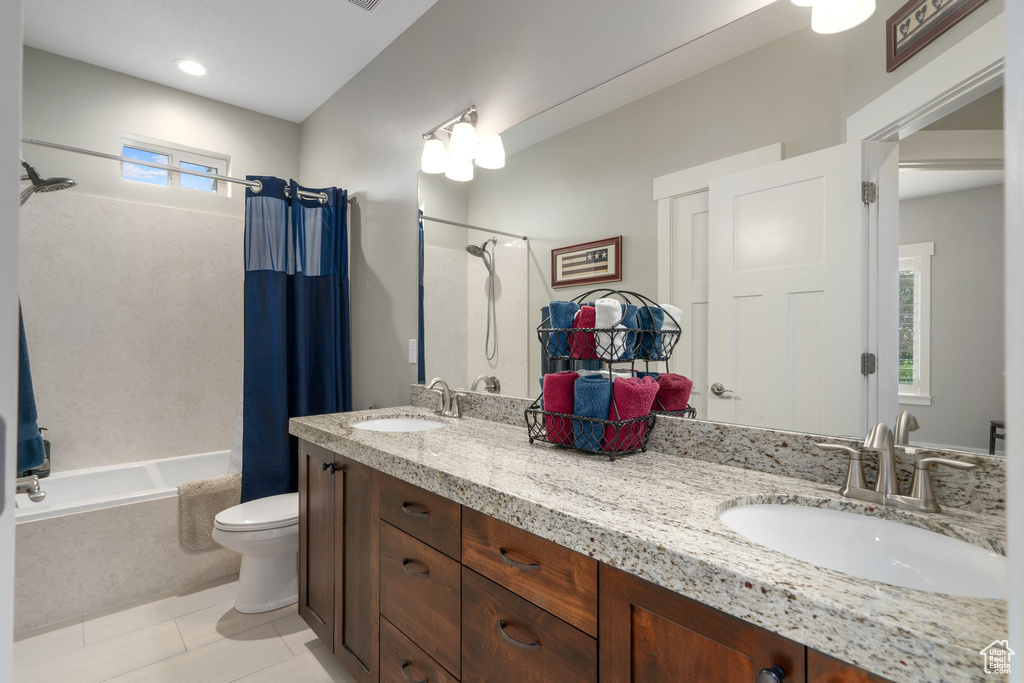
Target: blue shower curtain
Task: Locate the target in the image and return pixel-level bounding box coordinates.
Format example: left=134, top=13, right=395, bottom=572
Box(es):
left=241, top=176, right=351, bottom=502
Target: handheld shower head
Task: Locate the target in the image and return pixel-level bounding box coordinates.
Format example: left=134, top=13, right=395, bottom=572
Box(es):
left=20, top=159, right=76, bottom=206
left=465, top=238, right=496, bottom=259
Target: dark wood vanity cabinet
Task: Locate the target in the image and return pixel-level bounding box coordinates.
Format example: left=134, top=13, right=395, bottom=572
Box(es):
left=600, top=564, right=806, bottom=683
left=299, top=439, right=894, bottom=683
left=298, top=440, right=379, bottom=683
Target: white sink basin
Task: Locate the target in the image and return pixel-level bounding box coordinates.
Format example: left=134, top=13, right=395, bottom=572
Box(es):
left=351, top=417, right=446, bottom=433
left=718, top=504, right=1006, bottom=599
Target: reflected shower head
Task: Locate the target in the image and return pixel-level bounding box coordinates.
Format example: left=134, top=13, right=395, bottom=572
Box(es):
left=465, top=237, right=496, bottom=258
left=20, top=159, right=76, bottom=206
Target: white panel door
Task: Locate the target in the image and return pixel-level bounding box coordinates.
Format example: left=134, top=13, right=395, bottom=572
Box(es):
left=667, top=191, right=710, bottom=419
left=707, top=143, right=864, bottom=437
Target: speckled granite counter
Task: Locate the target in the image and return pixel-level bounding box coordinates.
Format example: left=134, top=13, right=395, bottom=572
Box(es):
left=290, top=407, right=1007, bottom=683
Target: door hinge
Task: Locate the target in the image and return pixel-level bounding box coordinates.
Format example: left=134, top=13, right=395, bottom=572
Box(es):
left=861, top=352, right=877, bottom=376
left=862, top=181, right=877, bottom=204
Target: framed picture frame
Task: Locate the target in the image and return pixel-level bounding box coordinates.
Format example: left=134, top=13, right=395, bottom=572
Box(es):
left=551, top=236, right=622, bottom=289
left=886, top=0, right=989, bottom=72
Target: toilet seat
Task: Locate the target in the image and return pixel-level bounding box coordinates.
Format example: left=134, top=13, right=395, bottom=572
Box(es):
left=214, top=492, right=298, bottom=532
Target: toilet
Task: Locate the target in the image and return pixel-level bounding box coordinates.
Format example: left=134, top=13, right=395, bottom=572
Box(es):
left=212, top=492, right=299, bottom=614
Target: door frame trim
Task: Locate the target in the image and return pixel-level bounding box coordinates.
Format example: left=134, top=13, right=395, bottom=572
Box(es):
left=847, top=12, right=1005, bottom=432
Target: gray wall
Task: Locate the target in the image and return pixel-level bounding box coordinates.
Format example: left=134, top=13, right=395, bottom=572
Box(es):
left=23, top=48, right=300, bottom=218
left=899, top=184, right=1006, bottom=452
left=299, top=0, right=1005, bottom=411
left=467, top=27, right=846, bottom=387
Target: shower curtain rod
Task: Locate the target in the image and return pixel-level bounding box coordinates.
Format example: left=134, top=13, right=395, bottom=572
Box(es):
left=21, top=138, right=355, bottom=205
left=421, top=214, right=527, bottom=241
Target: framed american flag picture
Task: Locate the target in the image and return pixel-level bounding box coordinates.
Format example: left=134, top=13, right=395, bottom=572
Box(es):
left=886, top=0, right=989, bottom=72
left=551, top=236, right=622, bottom=289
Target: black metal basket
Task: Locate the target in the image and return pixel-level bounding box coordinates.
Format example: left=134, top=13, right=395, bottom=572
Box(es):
left=524, top=396, right=658, bottom=461
left=538, top=289, right=681, bottom=363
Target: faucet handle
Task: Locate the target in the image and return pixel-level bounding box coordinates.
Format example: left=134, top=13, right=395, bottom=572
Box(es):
left=909, top=457, right=977, bottom=513
left=816, top=443, right=867, bottom=494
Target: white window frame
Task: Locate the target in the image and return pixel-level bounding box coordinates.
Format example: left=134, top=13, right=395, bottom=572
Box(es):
left=898, top=241, right=933, bottom=405
left=119, top=133, right=230, bottom=196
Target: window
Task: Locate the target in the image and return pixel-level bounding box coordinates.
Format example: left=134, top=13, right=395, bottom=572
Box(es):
left=898, top=242, right=933, bottom=405
left=120, top=133, right=229, bottom=196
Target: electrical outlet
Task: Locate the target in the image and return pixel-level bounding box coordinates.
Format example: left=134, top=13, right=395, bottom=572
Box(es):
left=409, top=339, right=418, bottom=364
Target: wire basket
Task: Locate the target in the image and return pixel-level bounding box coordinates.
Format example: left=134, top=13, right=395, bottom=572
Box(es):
left=524, top=396, right=658, bottom=461
left=538, top=289, right=681, bottom=363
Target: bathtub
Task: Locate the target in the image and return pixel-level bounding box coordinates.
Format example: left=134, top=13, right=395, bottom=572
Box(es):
left=15, top=450, right=231, bottom=523
left=14, top=450, right=242, bottom=633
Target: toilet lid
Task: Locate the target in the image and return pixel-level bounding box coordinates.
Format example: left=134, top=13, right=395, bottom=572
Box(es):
left=214, top=492, right=299, bottom=531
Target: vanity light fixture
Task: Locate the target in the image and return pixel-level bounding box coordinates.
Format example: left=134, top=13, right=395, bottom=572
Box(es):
left=475, top=134, right=506, bottom=170
left=421, top=134, right=448, bottom=174
left=420, top=105, right=505, bottom=180
left=792, top=0, right=876, bottom=34
left=175, top=59, right=209, bottom=76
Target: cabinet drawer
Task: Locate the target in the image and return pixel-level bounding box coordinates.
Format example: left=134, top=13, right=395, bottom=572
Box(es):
left=461, top=507, right=598, bottom=636
left=380, top=473, right=461, bottom=560
left=380, top=522, right=461, bottom=677
left=380, top=617, right=459, bottom=683
left=462, top=568, right=596, bottom=683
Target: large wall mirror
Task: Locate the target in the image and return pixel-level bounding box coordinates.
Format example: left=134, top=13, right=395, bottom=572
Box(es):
left=419, top=2, right=1005, bottom=455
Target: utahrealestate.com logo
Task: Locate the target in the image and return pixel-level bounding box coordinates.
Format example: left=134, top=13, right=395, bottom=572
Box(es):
left=981, top=640, right=1015, bottom=675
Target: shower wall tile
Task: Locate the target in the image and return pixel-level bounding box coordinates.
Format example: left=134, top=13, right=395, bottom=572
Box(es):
left=466, top=240, right=530, bottom=398
left=423, top=244, right=468, bottom=390
left=18, top=192, right=242, bottom=470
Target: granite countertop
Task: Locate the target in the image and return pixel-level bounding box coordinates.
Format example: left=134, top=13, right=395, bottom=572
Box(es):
left=290, top=406, right=1006, bottom=683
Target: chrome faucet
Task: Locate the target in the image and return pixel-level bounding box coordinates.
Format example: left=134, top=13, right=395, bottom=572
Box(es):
left=426, top=378, right=464, bottom=418
left=817, top=422, right=976, bottom=513
left=471, top=375, right=500, bottom=394
left=894, top=410, right=919, bottom=445
left=16, top=475, right=46, bottom=503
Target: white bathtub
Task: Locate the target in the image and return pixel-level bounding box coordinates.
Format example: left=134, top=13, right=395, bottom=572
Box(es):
left=15, top=450, right=231, bottom=522
left=14, top=449, right=241, bottom=633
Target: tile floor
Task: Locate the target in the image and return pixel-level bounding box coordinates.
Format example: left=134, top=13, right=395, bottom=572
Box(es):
left=12, top=574, right=355, bottom=683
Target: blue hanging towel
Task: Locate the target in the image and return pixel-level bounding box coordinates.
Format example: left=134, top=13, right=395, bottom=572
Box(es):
left=17, top=307, right=46, bottom=473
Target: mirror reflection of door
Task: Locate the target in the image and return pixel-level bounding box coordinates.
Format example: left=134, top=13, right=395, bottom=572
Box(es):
left=896, top=88, right=1004, bottom=454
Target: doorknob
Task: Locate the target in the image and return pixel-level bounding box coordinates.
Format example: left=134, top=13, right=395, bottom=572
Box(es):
left=710, top=382, right=733, bottom=397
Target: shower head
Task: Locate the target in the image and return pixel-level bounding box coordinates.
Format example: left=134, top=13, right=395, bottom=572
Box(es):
left=465, top=237, right=496, bottom=258
left=20, top=159, right=76, bottom=206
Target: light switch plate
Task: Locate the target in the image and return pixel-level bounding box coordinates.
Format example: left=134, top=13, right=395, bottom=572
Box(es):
left=409, top=339, right=417, bottom=364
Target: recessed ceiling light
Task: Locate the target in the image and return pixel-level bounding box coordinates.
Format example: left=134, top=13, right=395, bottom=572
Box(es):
left=175, top=59, right=208, bottom=76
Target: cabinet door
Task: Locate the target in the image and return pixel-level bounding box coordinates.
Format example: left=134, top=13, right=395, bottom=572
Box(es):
left=333, top=455, right=379, bottom=683
left=298, top=440, right=336, bottom=648
left=600, top=565, right=805, bottom=683
left=808, top=649, right=893, bottom=682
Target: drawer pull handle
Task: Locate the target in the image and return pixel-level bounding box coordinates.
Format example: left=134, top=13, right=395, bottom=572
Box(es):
left=401, top=660, right=427, bottom=683
left=320, top=462, right=341, bottom=474
left=401, top=502, right=429, bottom=518
left=401, top=559, right=430, bottom=578
left=498, top=620, right=541, bottom=651
left=499, top=547, right=541, bottom=572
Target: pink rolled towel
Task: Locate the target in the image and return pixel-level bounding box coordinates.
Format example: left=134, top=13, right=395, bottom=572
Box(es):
left=569, top=306, right=597, bottom=359
left=542, top=371, right=578, bottom=445
left=604, top=376, right=660, bottom=450
left=654, top=373, right=694, bottom=412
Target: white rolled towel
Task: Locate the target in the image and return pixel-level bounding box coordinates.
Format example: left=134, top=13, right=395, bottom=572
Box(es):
left=595, top=298, right=627, bottom=359
left=660, top=303, right=683, bottom=331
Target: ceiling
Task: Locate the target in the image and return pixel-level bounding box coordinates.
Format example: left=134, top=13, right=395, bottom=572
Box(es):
left=22, top=0, right=438, bottom=123
left=23, top=0, right=782, bottom=127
